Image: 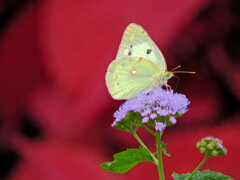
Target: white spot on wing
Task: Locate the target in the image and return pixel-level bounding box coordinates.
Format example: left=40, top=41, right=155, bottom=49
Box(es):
left=130, top=68, right=137, bottom=76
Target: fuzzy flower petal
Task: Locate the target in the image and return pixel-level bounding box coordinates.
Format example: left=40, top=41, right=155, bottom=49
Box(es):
left=215, top=138, right=223, bottom=144
left=157, top=109, right=168, bottom=116
left=150, top=113, right=157, bottom=119
left=142, top=116, right=149, bottom=123
left=217, top=143, right=224, bottom=149
left=155, top=122, right=166, bottom=131
left=141, top=109, right=151, bottom=116
left=204, top=136, right=213, bottom=141
left=169, top=116, right=177, bottom=124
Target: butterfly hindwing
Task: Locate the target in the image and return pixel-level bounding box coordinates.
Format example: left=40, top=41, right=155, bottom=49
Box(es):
left=106, top=57, right=161, bottom=99
left=116, top=23, right=166, bottom=72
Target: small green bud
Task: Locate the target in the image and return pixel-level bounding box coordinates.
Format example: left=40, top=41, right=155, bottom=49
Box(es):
left=196, top=142, right=201, bottom=148
left=200, top=147, right=206, bottom=153
left=222, top=148, right=227, bottom=155
left=200, top=140, right=207, bottom=146
left=211, top=150, right=218, bottom=157
left=220, top=148, right=227, bottom=156
left=207, top=143, right=214, bottom=150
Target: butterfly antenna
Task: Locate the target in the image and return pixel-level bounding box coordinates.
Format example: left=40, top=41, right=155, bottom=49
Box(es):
left=174, top=71, right=196, bottom=74
left=171, top=65, right=181, bottom=72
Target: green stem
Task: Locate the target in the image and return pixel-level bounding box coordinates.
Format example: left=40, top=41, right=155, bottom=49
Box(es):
left=132, top=131, right=158, bottom=165
left=156, top=131, right=165, bottom=180
left=185, top=155, right=209, bottom=180
left=142, top=125, right=156, bottom=136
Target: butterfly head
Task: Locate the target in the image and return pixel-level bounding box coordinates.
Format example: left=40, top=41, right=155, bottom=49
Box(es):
left=165, top=71, right=174, bottom=79
left=155, top=71, right=174, bottom=87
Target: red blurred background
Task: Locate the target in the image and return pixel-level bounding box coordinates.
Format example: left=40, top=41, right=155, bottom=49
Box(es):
left=0, top=0, right=239, bottom=179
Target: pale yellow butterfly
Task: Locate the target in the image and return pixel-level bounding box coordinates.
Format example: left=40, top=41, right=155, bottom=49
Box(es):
left=105, top=23, right=194, bottom=100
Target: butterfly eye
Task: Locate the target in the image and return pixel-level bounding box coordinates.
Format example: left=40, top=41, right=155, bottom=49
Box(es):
left=165, top=72, right=173, bottom=78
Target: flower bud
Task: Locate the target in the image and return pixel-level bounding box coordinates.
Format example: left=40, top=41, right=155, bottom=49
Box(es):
left=207, top=143, right=214, bottom=150
left=211, top=150, right=218, bottom=157
left=155, top=122, right=166, bottom=132
left=200, top=147, right=206, bottom=153
left=196, top=142, right=201, bottom=148
left=199, top=140, right=207, bottom=146
left=223, top=148, right=227, bottom=155
left=142, top=116, right=149, bottom=123
left=196, top=136, right=227, bottom=157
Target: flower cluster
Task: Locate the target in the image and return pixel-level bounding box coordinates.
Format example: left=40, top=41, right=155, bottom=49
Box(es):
left=196, top=136, right=227, bottom=157
left=112, top=87, right=190, bottom=131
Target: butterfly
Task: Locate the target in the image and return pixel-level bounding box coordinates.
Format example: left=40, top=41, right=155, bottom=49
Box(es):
left=105, top=23, right=194, bottom=100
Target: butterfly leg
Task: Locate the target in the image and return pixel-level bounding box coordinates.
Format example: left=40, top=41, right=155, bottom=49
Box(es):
left=166, top=84, right=172, bottom=91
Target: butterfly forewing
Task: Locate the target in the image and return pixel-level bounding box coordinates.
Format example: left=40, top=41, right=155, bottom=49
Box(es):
left=116, top=23, right=166, bottom=73
left=106, top=57, right=161, bottom=99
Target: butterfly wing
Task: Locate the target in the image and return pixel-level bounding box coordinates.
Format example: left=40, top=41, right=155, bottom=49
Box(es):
left=116, top=23, right=166, bottom=72
left=106, top=56, right=161, bottom=99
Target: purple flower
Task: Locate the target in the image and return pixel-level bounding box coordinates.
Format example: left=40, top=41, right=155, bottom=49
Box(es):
left=159, top=100, right=168, bottom=107
left=148, top=88, right=189, bottom=115
left=169, top=116, right=177, bottom=124
left=171, top=93, right=190, bottom=114
left=113, top=105, right=127, bottom=122
left=204, top=136, right=213, bottom=141
left=150, top=113, right=157, bottom=119
left=157, top=109, right=168, bottom=116
left=155, top=122, right=166, bottom=131
left=141, top=109, right=151, bottom=116
left=215, top=138, right=223, bottom=144
left=217, top=143, right=223, bottom=149
left=142, top=116, right=149, bottom=123
left=111, top=121, right=117, bottom=127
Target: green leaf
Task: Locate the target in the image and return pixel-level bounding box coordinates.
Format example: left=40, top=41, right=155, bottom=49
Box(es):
left=200, top=170, right=234, bottom=180
left=161, top=141, right=171, bottom=157
left=172, top=170, right=234, bottom=180
left=101, top=147, right=154, bottom=173
left=172, top=172, right=204, bottom=180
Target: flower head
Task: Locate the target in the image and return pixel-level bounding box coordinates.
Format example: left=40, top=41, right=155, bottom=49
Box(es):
left=196, top=136, right=227, bottom=157
left=112, top=87, right=189, bottom=129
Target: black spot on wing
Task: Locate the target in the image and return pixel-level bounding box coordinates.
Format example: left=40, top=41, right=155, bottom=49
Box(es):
left=146, top=49, right=152, bottom=54
left=128, top=51, right=132, bottom=56
left=130, top=45, right=133, bottom=48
